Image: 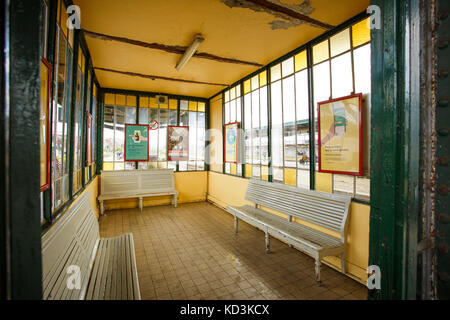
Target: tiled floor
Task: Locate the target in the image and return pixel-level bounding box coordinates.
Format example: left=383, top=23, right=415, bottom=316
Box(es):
left=99, top=202, right=368, bottom=300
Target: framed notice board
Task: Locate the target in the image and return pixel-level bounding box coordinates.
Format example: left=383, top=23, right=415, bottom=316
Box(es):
left=40, top=57, right=52, bottom=191
left=317, top=93, right=363, bottom=176
left=167, top=126, right=189, bottom=161
left=224, top=122, right=239, bottom=164
left=124, top=124, right=149, bottom=161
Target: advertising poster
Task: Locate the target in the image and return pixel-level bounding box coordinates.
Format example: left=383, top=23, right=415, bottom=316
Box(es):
left=40, top=57, right=51, bottom=191
left=125, top=124, right=149, bottom=161
left=85, top=112, right=93, bottom=166
left=167, top=126, right=189, bottom=161
left=224, top=122, right=239, bottom=163
left=318, top=93, right=363, bottom=176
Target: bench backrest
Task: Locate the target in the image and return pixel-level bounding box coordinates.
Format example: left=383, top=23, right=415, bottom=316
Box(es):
left=245, top=179, right=352, bottom=242
left=41, top=193, right=99, bottom=300
left=101, top=169, right=175, bottom=196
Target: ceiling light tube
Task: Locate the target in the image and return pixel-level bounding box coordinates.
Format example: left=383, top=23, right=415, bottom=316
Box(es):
left=175, top=34, right=204, bottom=71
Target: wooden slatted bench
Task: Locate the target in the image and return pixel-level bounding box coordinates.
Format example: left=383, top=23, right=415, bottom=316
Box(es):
left=98, top=169, right=178, bottom=215
left=226, top=179, right=352, bottom=285
left=41, top=192, right=141, bottom=300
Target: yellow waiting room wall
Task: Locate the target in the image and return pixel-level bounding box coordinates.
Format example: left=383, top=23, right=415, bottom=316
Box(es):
left=102, top=171, right=207, bottom=210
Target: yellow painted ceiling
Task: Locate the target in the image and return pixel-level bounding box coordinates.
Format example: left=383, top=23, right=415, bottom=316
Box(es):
left=74, top=0, right=369, bottom=98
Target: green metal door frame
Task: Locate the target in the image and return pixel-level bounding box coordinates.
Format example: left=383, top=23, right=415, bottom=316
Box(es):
left=369, top=0, right=421, bottom=300
left=1, top=0, right=43, bottom=299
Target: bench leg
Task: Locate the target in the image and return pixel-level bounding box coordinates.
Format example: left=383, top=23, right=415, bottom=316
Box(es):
left=172, top=195, right=178, bottom=208
left=265, top=232, right=270, bottom=254
left=341, top=251, right=346, bottom=275
left=234, top=216, right=238, bottom=234
left=315, top=258, right=322, bottom=286
left=139, top=198, right=143, bottom=213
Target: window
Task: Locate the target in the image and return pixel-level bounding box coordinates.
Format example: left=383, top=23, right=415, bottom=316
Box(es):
left=103, top=94, right=137, bottom=171
left=224, top=84, right=242, bottom=176
left=243, top=72, right=269, bottom=180
left=221, top=17, right=371, bottom=202
left=312, top=20, right=371, bottom=201
left=72, top=46, right=85, bottom=194
left=270, top=51, right=310, bottom=188
left=103, top=94, right=206, bottom=172
left=51, top=0, right=74, bottom=213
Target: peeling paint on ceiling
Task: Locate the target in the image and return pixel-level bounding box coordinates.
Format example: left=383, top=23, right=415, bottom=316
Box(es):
left=219, top=0, right=315, bottom=30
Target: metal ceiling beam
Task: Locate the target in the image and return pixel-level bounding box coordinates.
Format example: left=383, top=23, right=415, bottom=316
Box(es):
left=83, top=29, right=263, bottom=68
left=95, top=67, right=229, bottom=87
left=244, top=0, right=335, bottom=30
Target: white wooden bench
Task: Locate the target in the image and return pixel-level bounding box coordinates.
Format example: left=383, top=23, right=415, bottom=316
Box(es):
left=98, top=169, right=178, bottom=215
left=41, top=192, right=141, bottom=300
left=226, top=179, right=351, bottom=285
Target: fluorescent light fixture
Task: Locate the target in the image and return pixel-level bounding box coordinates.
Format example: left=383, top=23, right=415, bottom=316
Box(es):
left=175, top=34, right=204, bottom=71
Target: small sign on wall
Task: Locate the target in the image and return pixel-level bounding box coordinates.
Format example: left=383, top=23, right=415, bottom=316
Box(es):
left=124, top=124, right=149, bottom=161
left=318, top=93, right=363, bottom=176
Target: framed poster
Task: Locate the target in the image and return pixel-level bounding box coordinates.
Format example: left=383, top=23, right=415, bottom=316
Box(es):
left=317, top=93, right=363, bottom=176
left=40, top=57, right=52, bottom=191
left=124, top=124, right=149, bottom=161
left=85, top=112, right=93, bottom=166
left=224, top=122, right=239, bottom=164
left=167, top=126, right=189, bottom=161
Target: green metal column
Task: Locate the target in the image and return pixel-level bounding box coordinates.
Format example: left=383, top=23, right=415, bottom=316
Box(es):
left=436, top=0, right=450, bottom=300
left=369, top=0, right=421, bottom=300
left=2, top=0, right=43, bottom=299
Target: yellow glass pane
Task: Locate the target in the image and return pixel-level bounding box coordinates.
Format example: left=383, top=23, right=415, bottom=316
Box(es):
left=245, top=164, right=252, bottom=178
left=93, top=85, right=97, bottom=98
left=271, top=64, right=281, bottom=82
left=126, top=95, right=136, bottom=107
left=60, top=3, right=68, bottom=37
left=103, top=162, right=114, bottom=171
left=158, top=162, right=168, bottom=169
left=295, top=51, right=307, bottom=72
left=149, top=162, right=158, bottom=169
left=352, top=18, right=371, bottom=47
left=198, top=102, right=206, bottom=112
left=284, top=168, right=297, bottom=186
left=81, top=53, right=85, bottom=74
left=189, top=101, right=198, bottom=111
left=169, top=99, right=177, bottom=110
left=330, top=28, right=351, bottom=57
left=261, top=166, right=269, bottom=181
left=78, top=46, right=82, bottom=68
left=68, top=27, right=74, bottom=48
left=230, top=163, right=237, bottom=175
left=104, top=93, right=115, bottom=105
left=259, top=71, right=267, bottom=87
left=149, top=97, right=158, bottom=108
left=244, top=80, right=251, bottom=94
left=116, top=94, right=126, bottom=106
left=57, top=0, right=61, bottom=26
left=159, top=101, right=168, bottom=109
left=313, top=40, right=329, bottom=64
left=140, top=96, right=149, bottom=108
left=251, top=75, right=259, bottom=91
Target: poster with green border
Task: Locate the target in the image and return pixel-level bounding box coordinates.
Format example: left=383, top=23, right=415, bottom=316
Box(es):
left=125, top=124, right=149, bottom=161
